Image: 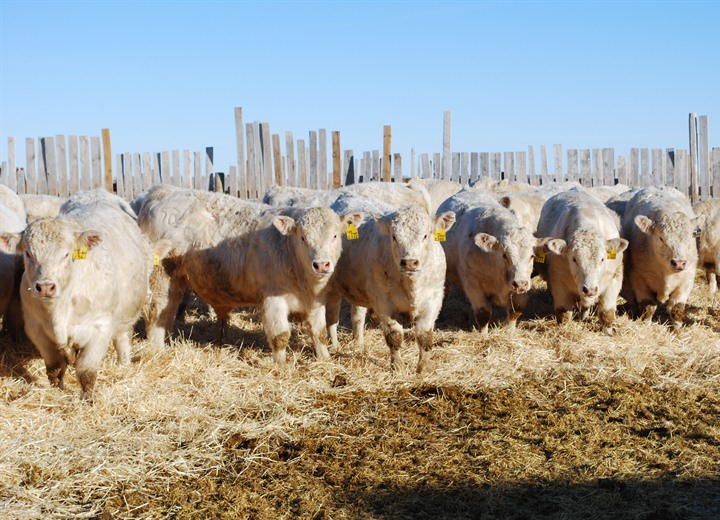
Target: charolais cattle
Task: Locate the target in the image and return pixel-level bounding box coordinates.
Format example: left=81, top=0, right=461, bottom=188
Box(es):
left=621, top=186, right=705, bottom=329
left=437, top=189, right=554, bottom=333
left=326, top=193, right=455, bottom=373
left=693, top=199, right=720, bottom=295
left=0, top=190, right=169, bottom=399
left=0, top=185, right=27, bottom=338
left=20, top=194, right=66, bottom=223
left=536, top=188, right=628, bottom=334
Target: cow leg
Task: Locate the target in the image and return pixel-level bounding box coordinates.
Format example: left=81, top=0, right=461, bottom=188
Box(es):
left=351, top=305, right=367, bottom=349
left=147, top=264, right=187, bottom=348
left=262, top=296, right=291, bottom=368
left=667, top=280, right=693, bottom=330
left=414, top=298, right=442, bottom=374
left=76, top=335, right=112, bottom=401
left=506, top=292, right=528, bottom=329
left=464, top=287, right=492, bottom=334
left=707, top=271, right=717, bottom=295
left=307, top=305, right=331, bottom=361
left=113, top=330, right=132, bottom=365
left=598, top=276, right=622, bottom=335
left=325, top=291, right=342, bottom=351
left=379, top=315, right=404, bottom=370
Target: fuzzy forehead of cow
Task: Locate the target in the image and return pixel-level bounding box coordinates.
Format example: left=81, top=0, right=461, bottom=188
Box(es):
left=653, top=212, right=696, bottom=240
left=499, top=225, right=535, bottom=256
left=389, top=205, right=433, bottom=236
left=22, top=218, right=80, bottom=255
left=567, top=229, right=607, bottom=260
left=294, top=207, right=344, bottom=238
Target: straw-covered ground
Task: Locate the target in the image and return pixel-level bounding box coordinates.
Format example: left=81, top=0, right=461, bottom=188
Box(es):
left=1, top=271, right=719, bottom=519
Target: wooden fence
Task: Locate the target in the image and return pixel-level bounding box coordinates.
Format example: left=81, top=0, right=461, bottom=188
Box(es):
left=1, top=109, right=717, bottom=202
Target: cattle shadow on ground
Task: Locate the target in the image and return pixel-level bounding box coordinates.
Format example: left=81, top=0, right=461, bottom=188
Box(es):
left=0, top=333, right=39, bottom=383
left=342, top=478, right=720, bottom=520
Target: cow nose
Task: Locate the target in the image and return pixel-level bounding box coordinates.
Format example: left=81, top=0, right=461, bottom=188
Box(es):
left=400, top=258, right=420, bottom=271
left=582, top=285, right=599, bottom=297
left=511, top=280, right=530, bottom=293
left=670, top=259, right=687, bottom=271
left=35, top=281, right=57, bottom=298
left=313, top=260, right=332, bottom=274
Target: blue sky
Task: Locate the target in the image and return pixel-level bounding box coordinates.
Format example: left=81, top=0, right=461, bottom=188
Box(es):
left=1, top=0, right=718, bottom=177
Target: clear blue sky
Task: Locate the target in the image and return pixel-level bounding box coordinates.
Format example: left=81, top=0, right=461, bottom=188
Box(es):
left=1, top=0, right=718, bottom=177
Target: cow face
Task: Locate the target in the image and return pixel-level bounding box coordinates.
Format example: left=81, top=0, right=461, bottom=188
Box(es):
left=379, top=206, right=455, bottom=276
left=0, top=218, right=102, bottom=300
left=635, top=212, right=705, bottom=273
left=274, top=207, right=363, bottom=278
left=474, top=226, right=536, bottom=294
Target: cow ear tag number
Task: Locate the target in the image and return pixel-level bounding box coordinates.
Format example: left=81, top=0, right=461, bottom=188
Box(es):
left=607, top=248, right=617, bottom=260
left=535, top=250, right=545, bottom=264
left=72, top=246, right=88, bottom=261
left=154, top=254, right=160, bottom=266
left=346, top=223, right=359, bottom=240
left=434, top=228, right=446, bottom=242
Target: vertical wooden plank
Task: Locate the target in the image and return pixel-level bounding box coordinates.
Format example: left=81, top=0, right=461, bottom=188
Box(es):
left=133, top=153, right=143, bottom=195
left=16, top=168, right=26, bottom=194
left=25, top=138, right=37, bottom=194
left=675, top=149, right=688, bottom=198
left=160, top=151, right=171, bottom=185
left=143, top=152, right=154, bottom=191
left=460, top=152, right=469, bottom=186
left=309, top=131, right=318, bottom=189
left=480, top=152, right=490, bottom=181
left=602, top=148, right=614, bottom=186
left=442, top=111, right=451, bottom=180
left=272, top=134, right=283, bottom=186
left=122, top=152, right=133, bottom=198
left=372, top=150, right=380, bottom=183
left=489, top=153, right=500, bottom=181
left=711, top=147, right=720, bottom=198
left=170, top=150, right=180, bottom=187
left=630, top=148, right=639, bottom=188
left=67, top=136, right=79, bottom=195
left=452, top=152, right=460, bottom=183
left=698, top=115, right=709, bottom=199
left=567, top=149, right=578, bottom=183
left=43, top=137, right=58, bottom=196
left=640, top=148, right=650, bottom=187
left=470, top=152, right=479, bottom=185
left=182, top=150, right=192, bottom=189
left=115, top=154, right=125, bottom=199
left=504, top=151, right=514, bottom=182
left=91, top=137, right=103, bottom=190
left=652, top=148, right=664, bottom=187
left=80, top=137, right=91, bottom=192
left=689, top=112, right=699, bottom=203
left=591, top=149, right=601, bottom=187
left=261, top=122, right=273, bottom=192
left=393, top=153, right=402, bottom=183
left=410, top=147, right=416, bottom=179
left=665, top=149, right=675, bottom=191
left=285, top=131, right=296, bottom=189
left=362, top=151, right=371, bottom=183
left=318, top=128, right=328, bottom=189
left=421, top=153, right=431, bottom=179
left=6, top=137, right=16, bottom=191
left=553, top=144, right=563, bottom=181
left=193, top=151, right=202, bottom=191
left=540, top=146, right=549, bottom=185
left=383, top=125, right=392, bottom=182
left=433, top=152, right=441, bottom=179
left=55, top=135, right=68, bottom=196
left=205, top=147, right=215, bottom=192
left=527, top=146, right=537, bottom=186
left=102, top=128, right=113, bottom=192
left=332, top=131, right=341, bottom=189
left=579, top=149, right=591, bottom=187
left=296, top=139, right=307, bottom=190
left=343, top=150, right=354, bottom=186
left=617, top=156, right=626, bottom=187
left=516, top=151, right=527, bottom=186
left=245, top=124, right=257, bottom=197
left=233, top=108, right=244, bottom=198
left=37, top=138, right=48, bottom=195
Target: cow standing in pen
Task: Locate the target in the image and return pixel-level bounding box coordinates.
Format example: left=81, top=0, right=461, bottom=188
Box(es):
left=693, top=199, right=720, bottom=295
left=0, top=191, right=168, bottom=400
left=621, top=186, right=705, bottom=329
left=0, top=185, right=27, bottom=338
left=536, top=188, right=628, bottom=335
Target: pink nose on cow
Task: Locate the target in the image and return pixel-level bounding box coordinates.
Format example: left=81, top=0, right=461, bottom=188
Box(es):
left=670, top=259, right=687, bottom=272
left=582, top=285, right=599, bottom=297
left=400, top=258, right=420, bottom=271
left=35, top=281, right=57, bottom=298
left=511, top=280, right=530, bottom=293
left=313, top=260, right=332, bottom=274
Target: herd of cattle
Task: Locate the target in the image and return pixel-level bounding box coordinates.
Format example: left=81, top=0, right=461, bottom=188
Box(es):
left=0, top=177, right=718, bottom=399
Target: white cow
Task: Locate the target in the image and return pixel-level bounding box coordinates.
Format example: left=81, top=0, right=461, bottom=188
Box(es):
left=327, top=193, right=455, bottom=373
left=621, top=186, right=705, bottom=329
left=693, top=199, right=720, bottom=295
left=536, top=188, right=629, bottom=334
left=0, top=191, right=168, bottom=399
left=0, top=185, right=27, bottom=338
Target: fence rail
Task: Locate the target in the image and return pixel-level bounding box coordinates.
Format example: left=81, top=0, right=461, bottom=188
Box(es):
left=1, top=110, right=717, bottom=202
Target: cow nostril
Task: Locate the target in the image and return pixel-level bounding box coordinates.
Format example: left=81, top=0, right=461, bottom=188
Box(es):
left=671, top=259, right=686, bottom=270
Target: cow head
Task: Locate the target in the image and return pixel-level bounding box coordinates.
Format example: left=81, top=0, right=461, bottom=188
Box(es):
left=0, top=218, right=102, bottom=300
left=273, top=207, right=363, bottom=278
left=379, top=206, right=455, bottom=276
left=635, top=212, right=705, bottom=273
left=474, top=225, right=537, bottom=294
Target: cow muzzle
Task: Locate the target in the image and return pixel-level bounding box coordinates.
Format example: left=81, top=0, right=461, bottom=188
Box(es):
left=670, top=258, right=687, bottom=272
left=511, top=279, right=530, bottom=294
left=312, top=260, right=333, bottom=276
left=581, top=285, right=599, bottom=297
left=33, top=280, right=59, bottom=299
left=400, top=258, right=420, bottom=273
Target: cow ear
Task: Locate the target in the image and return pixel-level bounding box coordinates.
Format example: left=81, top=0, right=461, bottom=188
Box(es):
left=692, top=214, right=706, bottom=233
left=498, top=195, right=511, bottom=209
left=153, top=239, right=173, bottom=262
left=537, top=237, right=566, bottom=255
left=608, top=238, right=629, bottom=254
left=78, top=230, right=103, bottom=250
left=377, top=214, right=393, bottom=236
left=435, top=211, right=456, bottom=232
left=342, top=211, right=364, bottom=230
left=474, top=232, right=497, bottom=252
left=0, top=233, right=22, bottom=254
left=634, top=215, right=654, bottom=234
left=273, top=215, right=297, bottom=236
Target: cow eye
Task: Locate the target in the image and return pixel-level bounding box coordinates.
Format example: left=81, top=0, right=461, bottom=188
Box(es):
left=502, top=253, right=508, bottom=260
left=423, top=234, right=428, bottom=240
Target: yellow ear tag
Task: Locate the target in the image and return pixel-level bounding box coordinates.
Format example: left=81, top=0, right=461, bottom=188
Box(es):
left=535, top=250, right=545, bottom=264
left=154, top=254, right=160, bottom=266
left=607, top=248, right=617, bottom=260
left=346, top=223, right=359, bottom=240
left=72, top=246, right=88, bottom=261
left=434, top=228, right=446, bottom=242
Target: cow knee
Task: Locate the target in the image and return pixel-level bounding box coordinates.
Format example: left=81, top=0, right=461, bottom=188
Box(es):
left=668, top=303, right=685, bottom=329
